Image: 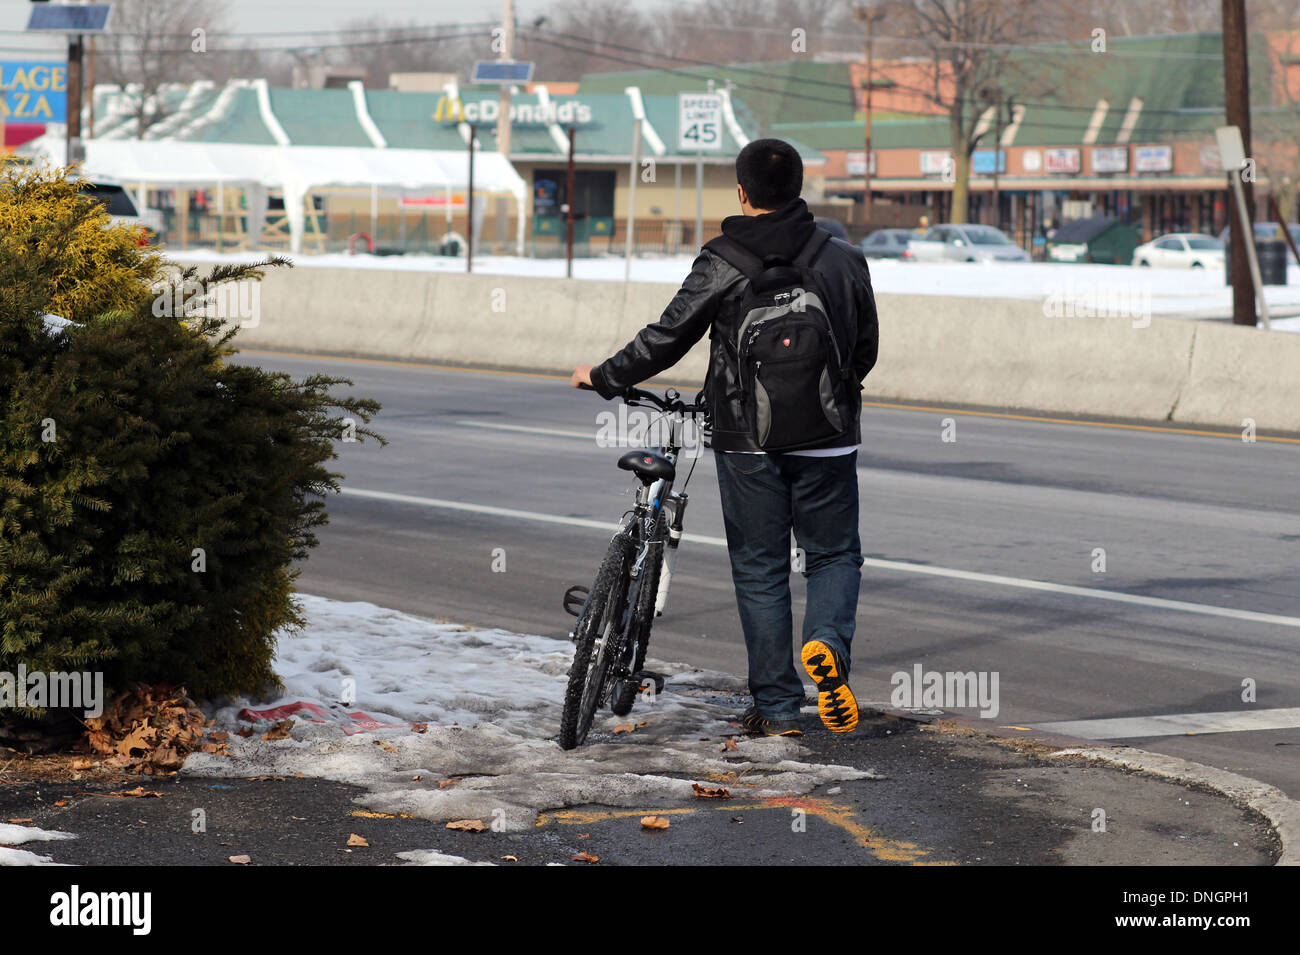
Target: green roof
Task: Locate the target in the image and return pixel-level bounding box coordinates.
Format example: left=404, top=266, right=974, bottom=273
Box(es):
left=579, top=60, right=858, bottom=130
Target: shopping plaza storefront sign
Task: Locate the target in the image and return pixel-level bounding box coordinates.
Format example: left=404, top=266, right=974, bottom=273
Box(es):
left=1, top=60, right=67, bottom=122
left=434, top=95, right=593, bottom=126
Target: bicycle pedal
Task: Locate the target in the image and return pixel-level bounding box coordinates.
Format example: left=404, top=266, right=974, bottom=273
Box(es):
left=562, top=584, right=589, bottom=617
left=631, top=670, right=666, bottom=695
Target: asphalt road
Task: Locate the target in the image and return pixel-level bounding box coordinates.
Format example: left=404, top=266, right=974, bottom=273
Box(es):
left=240, top=350, right=1300, bottom=800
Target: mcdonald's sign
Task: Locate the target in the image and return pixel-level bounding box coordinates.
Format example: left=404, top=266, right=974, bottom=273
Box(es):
left=434, top=95, right=465, bottom=122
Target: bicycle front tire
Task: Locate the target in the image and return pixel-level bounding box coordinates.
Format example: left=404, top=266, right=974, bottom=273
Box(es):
left=559, top=533, right=633, bottom=750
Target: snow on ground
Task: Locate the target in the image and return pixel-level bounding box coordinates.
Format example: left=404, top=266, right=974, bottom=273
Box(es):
left=0, top=823, right=76, bottom=867
left=171, top=248, right=1300, bottom=322
left=185, top=595, right=877, bottom=839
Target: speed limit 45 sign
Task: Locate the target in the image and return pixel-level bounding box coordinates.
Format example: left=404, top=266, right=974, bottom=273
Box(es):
left=678, top=93, right=723, bottom=151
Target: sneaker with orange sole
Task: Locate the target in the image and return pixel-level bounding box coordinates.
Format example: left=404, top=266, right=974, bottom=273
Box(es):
left=801, top=640, right=858, bottom=733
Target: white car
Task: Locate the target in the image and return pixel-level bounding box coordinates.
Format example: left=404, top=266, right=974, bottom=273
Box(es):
left=1132, top=233, right=1224, bottom=269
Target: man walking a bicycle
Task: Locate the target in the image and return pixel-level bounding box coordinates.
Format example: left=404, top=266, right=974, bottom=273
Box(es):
left=571, top=138, right=879, bottom=737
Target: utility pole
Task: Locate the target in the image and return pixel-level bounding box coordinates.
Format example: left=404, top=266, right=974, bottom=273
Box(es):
left=495, top=0, right=515, bottom=249
left=856, top=5, right=885, bottom=226
left=66, top=33, right=84, bottom=164
left=1222, top=0, right=1256, bottom=326
left=87, top=36, right=96, bottom=138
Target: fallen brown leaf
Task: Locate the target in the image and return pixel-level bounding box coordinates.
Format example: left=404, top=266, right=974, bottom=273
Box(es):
left=501, top=855, right=518, bottom=862
left=6, top=818, right=34, bottom=824
left=208, top=731, right=229, bottom=743
left=346, top=833, right=369, bottom=847
left=613, top=724, right=636, bottom=735
left=260, top=719, right=294, bottom=741
left=640, top=816, right=671, bottom=830
left=54, top=800, right=67, bottom=807
left=692, top=783, right=732, bottom=799
left=374, top=740, right=398, bottom=753
left=570, top=851, right=599, bottom=863
left=116, top=787, right=164, bottom=798
left=722, top=738, right=739, bottom=751
left=445, top=819, right=488, bottom=833
left=70, top=757, right=95, bottom=770
left=411, top=723, right=428, bottom=734
left=228, top=855, right=251, bottom=865
left=438, top=778, right=458, bottom=789
left=235, top=726, right=255, bottom=738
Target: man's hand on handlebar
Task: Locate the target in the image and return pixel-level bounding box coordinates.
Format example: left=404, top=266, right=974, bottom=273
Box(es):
left=570, top=365, right=595, bottom=389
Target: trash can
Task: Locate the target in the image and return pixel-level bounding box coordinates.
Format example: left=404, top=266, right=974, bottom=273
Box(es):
left=1226, top=239, right=1289, bottom=286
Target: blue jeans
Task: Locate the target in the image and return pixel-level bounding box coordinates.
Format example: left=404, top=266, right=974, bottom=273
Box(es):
left=713, top=450, right=863, bottom=720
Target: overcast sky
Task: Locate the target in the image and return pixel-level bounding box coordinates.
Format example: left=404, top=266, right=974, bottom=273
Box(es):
left=0, top=0, right=677, bottom=40
left=0, top=0, right=583, bottom=54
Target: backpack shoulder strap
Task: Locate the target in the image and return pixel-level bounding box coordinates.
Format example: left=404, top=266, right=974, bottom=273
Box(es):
left=793, top=228, right=832, bottom=268
left=703, top=235, right=764, bottom=281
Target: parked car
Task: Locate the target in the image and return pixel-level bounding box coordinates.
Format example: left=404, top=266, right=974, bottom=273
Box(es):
left=1216, top=222, right=1300, bottom=247
left=1132, top=233, right=1224, bottom=269
left=859, top=228, right=914, bottom=260
left=908, top=224, right=1030, bottom=262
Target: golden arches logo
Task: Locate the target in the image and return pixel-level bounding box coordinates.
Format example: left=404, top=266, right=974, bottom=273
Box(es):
left=434, top=95, right=464, bottom=122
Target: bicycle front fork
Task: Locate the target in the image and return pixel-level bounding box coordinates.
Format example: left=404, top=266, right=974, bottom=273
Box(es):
left=654, top=492, right=688, bottom=616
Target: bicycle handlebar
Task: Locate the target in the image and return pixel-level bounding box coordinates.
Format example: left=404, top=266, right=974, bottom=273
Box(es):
left=578, top=382, right=707, bottom=415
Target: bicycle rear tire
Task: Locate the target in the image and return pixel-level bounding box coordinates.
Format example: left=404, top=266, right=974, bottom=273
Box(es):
left=559, top=534, right=633, bottom=750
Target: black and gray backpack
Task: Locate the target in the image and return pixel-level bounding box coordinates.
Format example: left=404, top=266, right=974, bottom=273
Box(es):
left=705, top=229, right=855, bottom=452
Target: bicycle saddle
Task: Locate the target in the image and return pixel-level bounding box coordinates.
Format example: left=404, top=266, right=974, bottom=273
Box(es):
left=618, top=449, right=675, bottom=484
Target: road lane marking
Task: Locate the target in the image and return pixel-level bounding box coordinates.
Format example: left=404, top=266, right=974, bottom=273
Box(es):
left=458, top=421, right=601, bottom=440
left=1032, top=707, right=1300, bottom=739
left=339, top=487, right=1300, bottom=630
left=242, top=350, right=1300, bottom=445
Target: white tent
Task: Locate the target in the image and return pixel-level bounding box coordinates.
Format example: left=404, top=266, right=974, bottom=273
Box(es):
left=31, top=139, right=527, bottom=254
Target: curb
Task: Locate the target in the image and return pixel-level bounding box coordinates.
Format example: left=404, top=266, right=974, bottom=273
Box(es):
left=858, top=703, right=1297, bottom=866
left=1048, top=747, right=1299, bottom=867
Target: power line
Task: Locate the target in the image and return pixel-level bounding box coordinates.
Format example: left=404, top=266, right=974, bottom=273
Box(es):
left=525, top=28, right=1230, bottom=124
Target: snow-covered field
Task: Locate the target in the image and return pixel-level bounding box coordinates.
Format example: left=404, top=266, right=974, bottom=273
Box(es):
left=181, top=595, right=876, bottom=865
left=171, top=247, right=1300, bottom=322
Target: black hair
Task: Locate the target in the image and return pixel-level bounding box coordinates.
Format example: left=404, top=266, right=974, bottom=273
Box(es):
left=735, top=138, right=803, bottom=210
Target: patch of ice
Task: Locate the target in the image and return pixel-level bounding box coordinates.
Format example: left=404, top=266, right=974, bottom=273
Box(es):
left=186, top=594, right=878, bottom=832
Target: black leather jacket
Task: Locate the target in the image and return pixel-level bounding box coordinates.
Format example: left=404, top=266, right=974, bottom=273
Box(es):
left=590, top=212, right=879, bottom=452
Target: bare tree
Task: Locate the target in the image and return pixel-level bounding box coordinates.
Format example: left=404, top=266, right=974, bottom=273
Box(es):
left=888, top=0, right=1067, bottom=223
left=333, top=17, right=486, bottom=89
left=96, top=0, right=231, bottom=136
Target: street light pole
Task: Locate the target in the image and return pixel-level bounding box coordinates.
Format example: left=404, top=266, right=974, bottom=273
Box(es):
left=1222, top=0, right=1257, bottom=326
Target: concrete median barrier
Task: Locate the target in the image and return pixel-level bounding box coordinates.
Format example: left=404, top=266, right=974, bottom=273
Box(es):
left=1173, top=320, right=1300, bottom=433
left=171, top=258, right=1300, bottom=434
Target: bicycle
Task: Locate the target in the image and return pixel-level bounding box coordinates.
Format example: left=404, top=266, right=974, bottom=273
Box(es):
left=557, top=385, right=708, bottom=750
